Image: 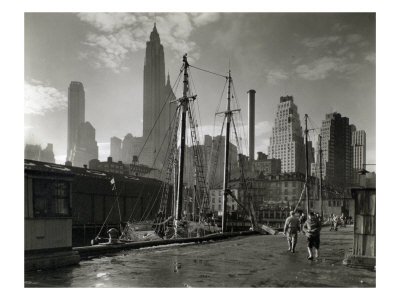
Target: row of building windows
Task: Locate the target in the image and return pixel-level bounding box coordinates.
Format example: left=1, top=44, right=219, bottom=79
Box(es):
left=32, top=179, right=71, bottom=217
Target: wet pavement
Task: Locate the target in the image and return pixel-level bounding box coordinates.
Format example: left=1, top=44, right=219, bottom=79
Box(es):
left=25, top=226, right=375, bottom=287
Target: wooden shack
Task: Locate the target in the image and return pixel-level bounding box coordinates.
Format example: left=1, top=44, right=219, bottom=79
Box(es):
left=343, top=186, right=376, bottom=269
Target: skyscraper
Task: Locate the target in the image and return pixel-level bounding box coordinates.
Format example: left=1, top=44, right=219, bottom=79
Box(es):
left=121, top=133, right=135, bottom=164
left=40, top=143, right=56, bottom=163
left=320, top=113, right=352, bottom=187
left=137, top=23, right=176, bottom=169
left=110, top=136, right=122, bottom=162
left=70, top=122, right=98, bottom=167
left=351, top=127, right=366, bottom=170
left=24, top=143, right=55, bottom=163
left=67, top=81, right=85, bottom=161
left=268, top=96, right=305, bottom=174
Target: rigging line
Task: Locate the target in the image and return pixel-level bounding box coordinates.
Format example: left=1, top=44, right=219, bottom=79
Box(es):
left=187, top=105, right=210, bottom=215
left=207, top=115, right=226, bottom=187
left=155, top=106, right=182, bottom=219
left=231, top=117, right=243, bottom=156
left=137, top=66, right=184, bottom=160
left=113, top=188, right=122, bottom=231
left=231, top=81, right=249, bottom=156
left=190, top=64, right=228, bottom=79
left=126, top=186, right=146, bottom=223
left=139, top=107, right=181, bottom=221
left=95, top=196, right=119, bottom=238
left=231, top=116, right=253, bottom=220
left=207, top=78, right=228, bottom=177
left=216, top=78, right=228, bottom=118
left=188, top=68, right=205, bottom=144
left=148, top=105, right=180, bottom=174
left=210, top=78, right=228, bottom=142
left=141, top=106, right=179, bottom=220
left=233, top=82, right=249, bottom=155
left=141, top=184, right=163, bottom=221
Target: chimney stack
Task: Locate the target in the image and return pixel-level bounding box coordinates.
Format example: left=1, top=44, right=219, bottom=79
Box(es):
left=247, top=89, right=256, bottom=161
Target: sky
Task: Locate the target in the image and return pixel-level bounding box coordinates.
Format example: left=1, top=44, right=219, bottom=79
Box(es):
left=24, top=12, right=376, bottom=170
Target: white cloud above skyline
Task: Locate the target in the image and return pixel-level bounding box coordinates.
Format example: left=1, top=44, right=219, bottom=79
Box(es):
left=295, top=56, right=359, bottom=81
left=267, top=69, right=289, bottom=85
left=24, top=80, right=67, bottom=115
left=295, top=29, right=372, bottom=81
left=78, top=13, right=221, bottom=73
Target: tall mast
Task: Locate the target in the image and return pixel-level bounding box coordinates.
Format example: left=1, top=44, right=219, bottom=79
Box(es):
left=304, top=114, right=310, bottom=215
left=318, top=134, right=323, bottom=218
left=222, top=70, right=232, bottom=233
left=175, top=54, right=190, bottom=227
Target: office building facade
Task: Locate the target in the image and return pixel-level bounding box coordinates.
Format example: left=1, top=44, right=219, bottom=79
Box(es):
left=268, top=96, right=305, bottom=174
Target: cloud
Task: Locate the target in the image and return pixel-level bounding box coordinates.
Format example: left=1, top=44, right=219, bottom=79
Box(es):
left=346, top=34, right=363, bottom=44
left=332, top=23, right=349, bottom=32
left=365, top=52, right=376, bottom=64
left=301, top=36, right=341, bottom=48
left=295, top=56, right=360, bottom=81
left=78, top=13, right=220, bottom=73
left=266, top=69, right=289, bottom=85
left=77, top=13, right=138, bottom=33
left=190, top=13, right=221, bottom=27
left=296, top=30, right=368, bottom=81
left=82, top=28, right=144, bottom=73
left=25, top=80, right=67, bottom=115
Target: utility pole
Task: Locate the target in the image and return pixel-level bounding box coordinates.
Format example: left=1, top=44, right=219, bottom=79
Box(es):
left=304, top=114, right=310, bottom=215
left=319, top=134, right=323, bottom=219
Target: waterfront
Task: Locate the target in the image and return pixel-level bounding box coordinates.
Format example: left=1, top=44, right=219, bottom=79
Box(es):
left=25, top=226, right=375, bottom=287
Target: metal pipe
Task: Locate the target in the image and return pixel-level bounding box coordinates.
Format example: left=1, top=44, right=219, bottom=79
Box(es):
left=247, top=90, right=256, bottom=161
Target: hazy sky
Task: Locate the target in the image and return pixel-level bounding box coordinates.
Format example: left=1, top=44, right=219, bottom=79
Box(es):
left=24, top=13, right=375, bottom=169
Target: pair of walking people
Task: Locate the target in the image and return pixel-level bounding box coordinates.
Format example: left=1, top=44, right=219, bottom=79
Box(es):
left=283, top=211, right=321, bottom=260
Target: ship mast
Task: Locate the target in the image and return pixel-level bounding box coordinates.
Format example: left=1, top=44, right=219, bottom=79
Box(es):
left=318, top=134, right=323, bottom=218
left=304, top=114, right=310, bottom=215
left=174, top=54, right=190, bottom=234
left=222, top=70, right=232, bottom=233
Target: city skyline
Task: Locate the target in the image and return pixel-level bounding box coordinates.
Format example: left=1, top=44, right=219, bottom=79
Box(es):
left=24, top=13, right=376, bottom=171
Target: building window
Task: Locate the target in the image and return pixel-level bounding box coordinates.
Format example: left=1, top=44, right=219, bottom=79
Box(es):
left=32, top=179, right=71, bottom=217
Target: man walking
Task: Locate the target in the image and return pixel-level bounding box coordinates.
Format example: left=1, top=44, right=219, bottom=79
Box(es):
left=303, top=212, right=322, bottom=260
left=283, top=211, right=300, bottom=253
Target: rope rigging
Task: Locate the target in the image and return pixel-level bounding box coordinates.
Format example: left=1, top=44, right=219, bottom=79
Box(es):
left=190, top=64, right=228, bottom=79
left=136, top=65, right=184, bottom=161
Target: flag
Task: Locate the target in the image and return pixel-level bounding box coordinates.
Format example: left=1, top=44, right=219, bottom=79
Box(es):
left=110, top=177, right=116, bottom=190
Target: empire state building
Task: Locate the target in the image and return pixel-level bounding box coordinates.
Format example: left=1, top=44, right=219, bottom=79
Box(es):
left=137, top=23, right=176, bottom=169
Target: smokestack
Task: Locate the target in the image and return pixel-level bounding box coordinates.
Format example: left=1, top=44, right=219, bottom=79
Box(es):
left=247, top=89, right=256, bottom=161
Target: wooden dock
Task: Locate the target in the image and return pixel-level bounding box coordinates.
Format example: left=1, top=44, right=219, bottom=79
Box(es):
left=74, top=231, right=257, bottom=259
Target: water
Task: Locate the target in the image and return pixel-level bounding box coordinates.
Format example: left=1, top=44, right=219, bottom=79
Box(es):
left=25, top=227, right=375, bottom=287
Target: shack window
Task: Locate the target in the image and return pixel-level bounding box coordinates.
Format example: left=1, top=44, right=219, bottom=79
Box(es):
left=33, top=179, right=71, bottom=217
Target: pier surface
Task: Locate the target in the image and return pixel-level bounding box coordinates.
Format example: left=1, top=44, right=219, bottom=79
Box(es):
left=25, top=226, right=375, bottom=287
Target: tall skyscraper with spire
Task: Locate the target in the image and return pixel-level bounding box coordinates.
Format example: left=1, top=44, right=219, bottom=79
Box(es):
left=67, top=81, right=85, bottom=161
left=136, top=23, right=176, bottom=169
left=268, top=96, right=306, bottom=174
